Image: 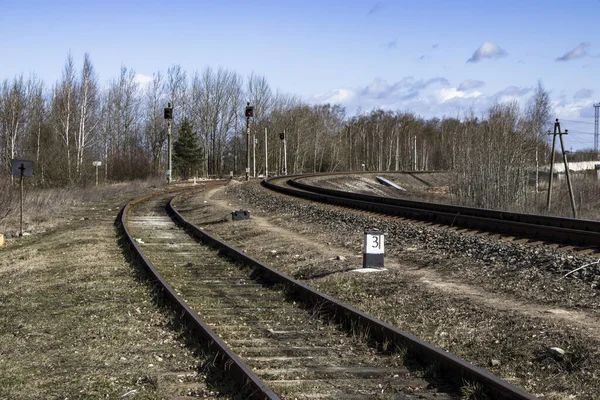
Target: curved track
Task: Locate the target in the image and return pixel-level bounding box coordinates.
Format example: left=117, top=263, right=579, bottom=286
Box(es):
left=120, top=183, right=536, bottom=399
left=263, top=173, right=600, bottom=249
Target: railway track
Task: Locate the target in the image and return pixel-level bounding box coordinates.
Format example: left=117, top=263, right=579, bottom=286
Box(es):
left=119, top=183, right=536, bottom=399
left=262, top=173, right=600, bottom=249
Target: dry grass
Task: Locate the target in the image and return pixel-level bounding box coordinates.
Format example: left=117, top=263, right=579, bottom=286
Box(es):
left=0, top=183, right=232, bottom=399
left=0, top=177, right=165, bottom=234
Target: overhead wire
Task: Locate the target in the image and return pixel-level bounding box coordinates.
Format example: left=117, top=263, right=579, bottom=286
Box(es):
left=559, top=119, right=594, bottom=125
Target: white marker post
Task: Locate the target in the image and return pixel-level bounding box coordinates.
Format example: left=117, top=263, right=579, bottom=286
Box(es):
left=92, top=161, right=102, bottom=186
left=363, top=229, right=384, bottom=268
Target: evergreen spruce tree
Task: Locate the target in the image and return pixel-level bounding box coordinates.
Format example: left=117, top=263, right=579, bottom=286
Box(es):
left=173, top=118, right=203, bottom=180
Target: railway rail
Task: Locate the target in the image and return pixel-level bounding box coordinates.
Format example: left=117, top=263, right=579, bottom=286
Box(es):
left=262, top=172, right=600, bottom=249
left=119, top=183, right=536, bottom=399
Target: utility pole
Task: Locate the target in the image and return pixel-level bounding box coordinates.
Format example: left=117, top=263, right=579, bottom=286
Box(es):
left=547, top=121, right=558, bottom=210
left=594, top=103, right=600, bottom=156
left=264, top=127, right=268, bottom=178
left=560, top=130, right=577, bottom=219
left=280, top=130, right=287, bottom=175
left=164, top=103, right=173, bottom=184
left=546, top=119, right=577, bottom=218
left=245, top=103, right=254, bottom=181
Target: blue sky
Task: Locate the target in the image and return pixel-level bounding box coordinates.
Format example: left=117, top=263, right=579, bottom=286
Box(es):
left=1, top=0, right=598, bottom=149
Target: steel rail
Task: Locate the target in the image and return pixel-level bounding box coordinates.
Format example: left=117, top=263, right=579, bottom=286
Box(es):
left=119, top=186, right=281, bottom=400
left=168, top=194, right=537, bottom=400
left=262, top=173, right=600, bottom=247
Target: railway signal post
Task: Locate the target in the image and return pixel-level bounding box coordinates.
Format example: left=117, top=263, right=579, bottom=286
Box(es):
left=164, top=103, right=173, bottom=184
left=245, top=103, right=254, bottom=181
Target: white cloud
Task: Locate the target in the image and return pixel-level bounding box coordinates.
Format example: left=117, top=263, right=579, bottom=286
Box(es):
left=457, top=79, right=485, bottom=91
left=573, top=88, right=593, bottom=99
left=310, top=78, right=548, bottom=121
left=556, top=43, right=590, bottom=62
left=134, top=73, right=153, bottom=87
left=467, top=42, right=508, bottom=63
left=580, top=105, right=595, bottom=118
left=553, top=100, right=593, bottom=120
left=435, top=88, right=483, bottom=103
left=492, top=86, right=531, bottom=102
left=314, top=88, right=356, bottom=104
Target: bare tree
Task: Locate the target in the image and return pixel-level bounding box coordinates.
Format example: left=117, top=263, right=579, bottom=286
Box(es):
left=25, top=75, right=46, bottom=167
left=167, top=64, right=188, bottom=128
left=52, top=54, right=77, bottom=183
left=192, top=67, right=242, bottom=176
left=75, top=53, right=99, bottom=177
left=143, top=71, right=168, bottom=173
left=525, top=80, right=553, bottom=193
left=0, top=76, right=27, bottom=182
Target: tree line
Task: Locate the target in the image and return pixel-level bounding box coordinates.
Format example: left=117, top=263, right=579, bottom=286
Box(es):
left=1, top=53, right=554, bottom=210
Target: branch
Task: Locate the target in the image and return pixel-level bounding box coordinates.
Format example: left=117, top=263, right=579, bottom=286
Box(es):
left=562, top=258, right=600, bottom=279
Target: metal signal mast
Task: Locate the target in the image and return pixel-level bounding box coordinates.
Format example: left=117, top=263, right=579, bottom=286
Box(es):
left=594, top=103, right=600, bottom=154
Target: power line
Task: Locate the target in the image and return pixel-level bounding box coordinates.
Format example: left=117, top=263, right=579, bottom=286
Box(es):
left=560, top=119, right=594, bottom=125
left=568, top=130, right=594, bottom=135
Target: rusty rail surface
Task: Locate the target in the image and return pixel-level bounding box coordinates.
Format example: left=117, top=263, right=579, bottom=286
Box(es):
left=168, top=192, right=537, bottom=400
left=119, top=185, right=281, bottom=400
left=262, top=172, right=600, bottom=248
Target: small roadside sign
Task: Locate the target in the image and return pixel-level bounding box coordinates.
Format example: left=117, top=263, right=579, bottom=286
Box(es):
left=10, top=159, right=34, bottom=237
left=11, top=160, right=33, bottom=177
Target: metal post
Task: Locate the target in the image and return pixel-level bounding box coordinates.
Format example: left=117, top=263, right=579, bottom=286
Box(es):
left=535, top=147, right=539, bottom=193
left=20, top=172, right=23, bottom=237
left=283, top=130, right=287, bottom=175
left=264, top=127, right=268, bottom=178
left=546, top=120, right=558, bottom=211
left=413, top=135, right=417, bottom=171
left=394, top=127, right=399, bottom=171
left=594, top=103, right=600, bottom=155
left=253, top=133, right=256, bottom=178
left=246, top=116, right=250, bottom=181
left=167, top=119, right=172, bottom=184
left=95, top=164, right=99, bottom=186
left=559, top=129, right=578, bottom=218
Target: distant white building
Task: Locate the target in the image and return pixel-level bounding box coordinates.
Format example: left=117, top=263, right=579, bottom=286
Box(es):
left=541, top=161, right=600, bottom=173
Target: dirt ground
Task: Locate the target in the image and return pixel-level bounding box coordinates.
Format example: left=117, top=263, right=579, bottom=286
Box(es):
left=302, top=172, right=453, bottom=201
left=175, top=180, right=600, bottom=400
left=2, top=175, right=599, bottom=399
left=0, top=184, right=232, bottom=399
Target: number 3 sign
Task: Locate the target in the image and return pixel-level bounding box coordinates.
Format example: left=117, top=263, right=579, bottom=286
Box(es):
left=363, top=229, right=384, bottom=268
